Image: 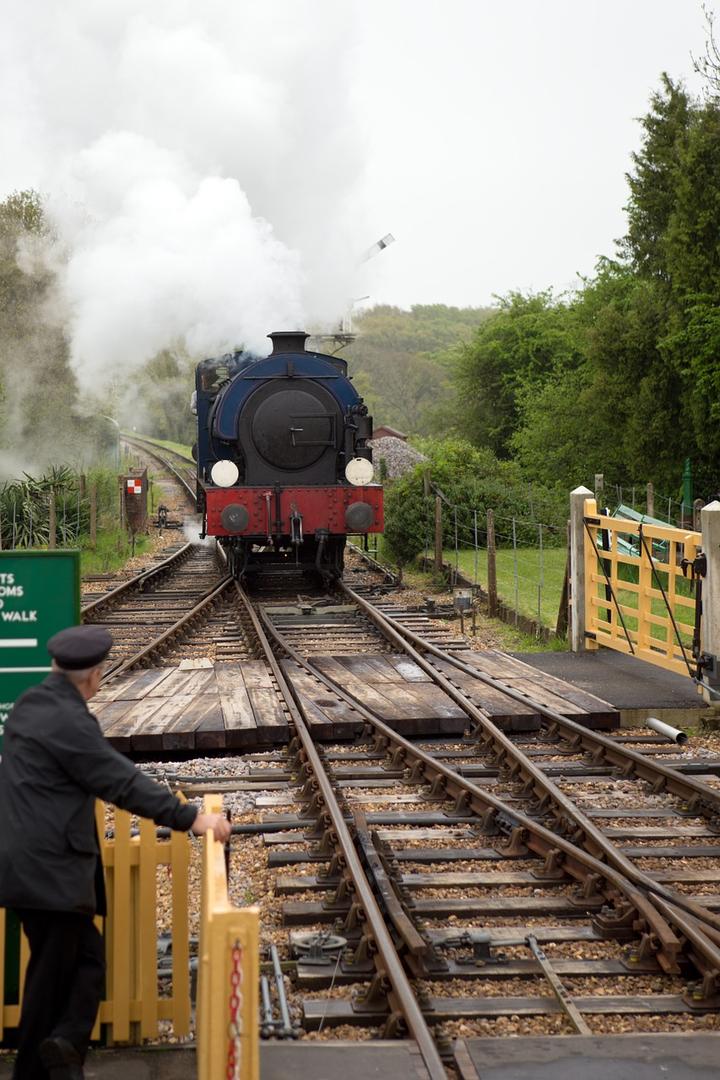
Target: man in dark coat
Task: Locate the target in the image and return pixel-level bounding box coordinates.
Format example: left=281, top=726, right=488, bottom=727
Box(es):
left=0, top=626, right=231, bottom=1080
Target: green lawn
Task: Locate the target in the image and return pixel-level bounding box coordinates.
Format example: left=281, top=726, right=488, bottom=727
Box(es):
left=443, top=545, right=567, bottom=627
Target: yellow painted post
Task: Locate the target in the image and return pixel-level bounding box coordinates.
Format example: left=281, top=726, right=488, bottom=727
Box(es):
left=18, top=928, right=29, bottom=1016
left=139, top=817, right=159, bottom=1038
left=608, top=524, right=619, bottom=643
left=112, top=809, right=132, bottom=1042
left=582, top=497, right=599, bottom=651
left=170, top=823, right=191, bottom=1036
left=197, top=794, right=259, bottom=1080
left=666, top=539, right=678, bottom=663
left=91, top=802, right=107, bottom=1041
left=637, top=525, right=652, bottom=659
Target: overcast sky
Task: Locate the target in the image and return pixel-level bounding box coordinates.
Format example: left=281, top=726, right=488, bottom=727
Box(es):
left=352, top=1, right=708, bottom=309
left=0, top=1, right=710, bottom=367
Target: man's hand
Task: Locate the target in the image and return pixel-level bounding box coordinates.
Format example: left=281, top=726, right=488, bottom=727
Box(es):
left=191, top=812, right=232, bottom=842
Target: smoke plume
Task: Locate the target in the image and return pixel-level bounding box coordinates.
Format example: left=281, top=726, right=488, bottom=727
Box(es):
left=0, top=1, right=367, bottom=386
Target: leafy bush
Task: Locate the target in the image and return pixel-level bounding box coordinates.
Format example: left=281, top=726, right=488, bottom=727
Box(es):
left=0, top=465, right=118, bottom=549
left=382, top=437, right=567, bottom=565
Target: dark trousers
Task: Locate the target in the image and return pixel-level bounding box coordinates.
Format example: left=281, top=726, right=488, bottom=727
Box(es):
left=11, top=910, right=105, bottom=1080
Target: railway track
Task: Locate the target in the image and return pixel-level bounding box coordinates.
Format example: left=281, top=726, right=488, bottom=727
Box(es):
left=121, top=433, right=197, bottom=501
left=140, top=565, right=719, bottom=1071
left=86, top=448, right=720, bottom=1069
left=82, top=438, right=257, bottom=674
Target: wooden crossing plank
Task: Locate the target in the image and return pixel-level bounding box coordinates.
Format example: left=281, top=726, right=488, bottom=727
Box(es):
left=146, top=668, right=214, bottom=698
left=433, top=666, right=538, bottom=722
left=163, top=694, right=220, bottom=733
left=461, top=650, right=618, bottom=719
left=96, top=698, right=140, bottom=725
left=162, top=695, right=222, bottom=750
left=240, top=662, right=275, bottom=689
left=385, top=655, right=431, bottom=682
left=294, top=689, right=362, bottom=739
left=95, top=668, right=176, bottom=703
left=131, top=694, right=195, bottom=751
left=97, top=701, right=138, bottom=750
left=390, top=683, right=467, bottom=721
left=335, top=655, right=400, bottom=683
left=215, top=664, right=258, bottom=746
left=248, top=687, right=289, bottom=733
left=312, top=655, right=442, bottom=722
left=194, top=698, right=228, bottom=750
left=104, top=696, right=167, bottom=738
left=281, top=661, right=369, bottom=725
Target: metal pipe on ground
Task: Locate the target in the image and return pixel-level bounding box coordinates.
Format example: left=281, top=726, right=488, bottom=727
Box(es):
left=646, top=716, right=688, bottom=745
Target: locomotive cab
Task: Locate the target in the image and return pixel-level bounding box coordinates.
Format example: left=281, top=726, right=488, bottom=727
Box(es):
left=195, top=331, right=383, bottom=578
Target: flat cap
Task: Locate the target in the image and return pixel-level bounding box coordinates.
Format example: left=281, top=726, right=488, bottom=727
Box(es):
left=47, top=625, right=113, bottom=670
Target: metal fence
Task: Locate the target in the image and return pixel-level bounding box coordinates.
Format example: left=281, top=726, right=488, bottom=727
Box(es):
left=423, top=502, right=567, bottom=633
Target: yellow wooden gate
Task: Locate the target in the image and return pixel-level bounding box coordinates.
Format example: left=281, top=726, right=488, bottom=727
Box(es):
left=0, top=802, right=191, bottom=1043
left=582, top=496, right=701, bottom=677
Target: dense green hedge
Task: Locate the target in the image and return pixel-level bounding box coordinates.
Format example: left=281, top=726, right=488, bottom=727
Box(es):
left=382, top=438, right=567, bottom=565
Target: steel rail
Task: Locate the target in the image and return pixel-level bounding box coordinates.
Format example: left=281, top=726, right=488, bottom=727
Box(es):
left=121, top=434, right=196, bottom=504
left=347, top=541, right=399, bottom=585
left=82, top=542, right=195, bottom=617
left=233, top=583, right=448, bottom=1078
left=338, top=581, right=720, bottom=940
left=257, top=604, right=688, bottom=974
left=341, top=582, right=720, bottom=818
left=102, top=574, right=233, bottom=681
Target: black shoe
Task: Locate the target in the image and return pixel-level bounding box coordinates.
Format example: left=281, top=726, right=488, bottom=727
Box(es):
left=38, top=1036, right=84, bottom=1079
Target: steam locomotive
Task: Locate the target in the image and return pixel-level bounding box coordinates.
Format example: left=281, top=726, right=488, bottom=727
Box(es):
left=194, top=331, right=383, bottom=577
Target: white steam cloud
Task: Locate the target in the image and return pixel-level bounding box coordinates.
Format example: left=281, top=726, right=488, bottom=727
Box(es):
left=0, top=1, right=367, bottom=384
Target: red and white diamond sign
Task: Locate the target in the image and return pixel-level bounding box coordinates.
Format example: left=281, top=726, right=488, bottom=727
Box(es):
left=126, top=479, right=142, bottom=495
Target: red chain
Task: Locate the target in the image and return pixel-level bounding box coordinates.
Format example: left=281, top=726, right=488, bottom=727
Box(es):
left=226, top=942, right=244, bottom=1079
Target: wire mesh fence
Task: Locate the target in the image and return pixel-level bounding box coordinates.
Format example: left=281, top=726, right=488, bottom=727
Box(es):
left=420, top=501, right=568, bottom=634
left=595, top=479, right=702, bottom=527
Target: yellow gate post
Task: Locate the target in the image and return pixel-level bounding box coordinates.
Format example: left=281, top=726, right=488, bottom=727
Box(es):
left=197, top=795, right=259, bottom=1080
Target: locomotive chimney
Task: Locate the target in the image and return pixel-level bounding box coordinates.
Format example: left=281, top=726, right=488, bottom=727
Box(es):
left=268, top=331, right=309, bottom=354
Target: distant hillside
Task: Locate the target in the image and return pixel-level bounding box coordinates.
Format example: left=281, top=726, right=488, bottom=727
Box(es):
left=342, top=304, right=492, bottom=435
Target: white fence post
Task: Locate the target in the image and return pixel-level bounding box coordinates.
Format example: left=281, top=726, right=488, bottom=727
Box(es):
left=570, top=485, right=594, bottom=652
left=701, top=500, right=720, bottom=703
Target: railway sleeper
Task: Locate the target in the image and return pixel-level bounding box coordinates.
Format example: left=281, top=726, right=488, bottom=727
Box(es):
left=295, top=954, right=663, bottom=989
left=301, top=992, right=703, bottom=1028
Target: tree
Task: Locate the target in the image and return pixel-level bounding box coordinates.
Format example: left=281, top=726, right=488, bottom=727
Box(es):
left=454, top=291, right=582, bottom=458
left=621, top=74, right=691, bottom=282
left=344, top=304, right=491, bottom=436
left=0, top=191, right=82, bottom=472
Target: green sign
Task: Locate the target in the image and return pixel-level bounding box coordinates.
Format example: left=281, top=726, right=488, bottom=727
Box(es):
left=0, top=550, right=80, bottom=748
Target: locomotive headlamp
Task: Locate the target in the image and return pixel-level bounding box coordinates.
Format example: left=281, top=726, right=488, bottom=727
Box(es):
left=345, top=457, right=374, bottom=486
left=210, top=460, right=240, bottom=487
